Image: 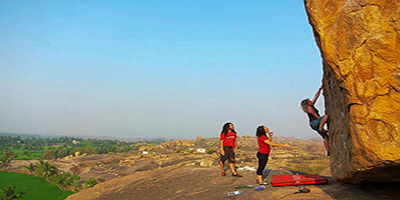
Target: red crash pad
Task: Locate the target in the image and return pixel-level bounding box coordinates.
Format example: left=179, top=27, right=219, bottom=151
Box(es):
left=271, top=174, right=328, bottom=186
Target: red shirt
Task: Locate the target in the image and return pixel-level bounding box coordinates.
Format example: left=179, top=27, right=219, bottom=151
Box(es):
left=258, top=135, right=271, bottom=154
left=220, top=131, right=237, bottom=148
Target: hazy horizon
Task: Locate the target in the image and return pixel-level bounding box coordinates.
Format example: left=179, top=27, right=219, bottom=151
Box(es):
left=1, top=1, right=326, bottom=140
left=0, top=131, right=320, bottom=142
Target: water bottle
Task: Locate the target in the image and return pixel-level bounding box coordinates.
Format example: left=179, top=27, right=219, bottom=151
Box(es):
left=227, top=191, right=243, bottom=196
left=255, top=186, right=266, bottom=191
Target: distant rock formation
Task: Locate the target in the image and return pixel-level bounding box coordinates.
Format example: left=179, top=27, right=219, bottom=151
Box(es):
left=304, top=0, right=400, bottom=182
left=195, top=136, right=204, bottom=141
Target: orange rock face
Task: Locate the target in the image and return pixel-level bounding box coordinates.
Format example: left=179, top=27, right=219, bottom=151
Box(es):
left=304, top=0, right=400, bottom=182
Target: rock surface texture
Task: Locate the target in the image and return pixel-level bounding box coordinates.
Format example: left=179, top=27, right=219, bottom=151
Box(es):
left=304, top=0, right=400, bottom=183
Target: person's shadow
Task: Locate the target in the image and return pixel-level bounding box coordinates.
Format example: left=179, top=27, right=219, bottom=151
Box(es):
left=262, top=169, right=272, bottom=179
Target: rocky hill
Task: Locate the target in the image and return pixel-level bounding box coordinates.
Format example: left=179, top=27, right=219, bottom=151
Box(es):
left=65, top=165, right=399, bottom=200
left=8, top=136, right=399, bottom=199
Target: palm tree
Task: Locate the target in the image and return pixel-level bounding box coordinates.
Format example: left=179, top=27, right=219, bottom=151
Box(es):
left=24, top=163, right=36, bottom=174
left=49, top=172, right=80, bottom=189
left=35, top=160, right=58, bottom=179
left=0, top=155, right=11, bottom=169
left=0, top=186, right=25, bottom=200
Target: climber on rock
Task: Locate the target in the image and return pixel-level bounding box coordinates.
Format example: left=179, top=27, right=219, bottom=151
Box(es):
left=301, top=85, right=330, bottom=156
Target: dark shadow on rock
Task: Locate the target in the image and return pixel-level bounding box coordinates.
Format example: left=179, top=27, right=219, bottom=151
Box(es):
left=289, top=169, right=306, bottom=175
left=316, top=181, right=400, bottom=200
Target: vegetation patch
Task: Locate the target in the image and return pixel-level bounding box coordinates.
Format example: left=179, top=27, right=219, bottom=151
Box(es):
left=0, top=171, right=74, bottom=200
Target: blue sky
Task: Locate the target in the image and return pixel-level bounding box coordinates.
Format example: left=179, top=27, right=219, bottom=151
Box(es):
left=0, top=0, right=325, bottom=140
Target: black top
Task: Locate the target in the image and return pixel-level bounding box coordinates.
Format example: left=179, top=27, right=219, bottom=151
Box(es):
left=307, top=106, right=320, bottom=122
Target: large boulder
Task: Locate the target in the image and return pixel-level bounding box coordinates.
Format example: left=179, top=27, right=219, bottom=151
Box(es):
left=304, top=0, right=400, bottom=183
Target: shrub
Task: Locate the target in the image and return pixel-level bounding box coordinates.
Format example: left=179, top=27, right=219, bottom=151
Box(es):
left=207, top=148, right=216, bottom=154
left=83, top=178, right=98, bottom=189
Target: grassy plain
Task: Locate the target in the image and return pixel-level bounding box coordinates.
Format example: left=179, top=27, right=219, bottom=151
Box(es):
left=0, top=171, right=74, bottom=200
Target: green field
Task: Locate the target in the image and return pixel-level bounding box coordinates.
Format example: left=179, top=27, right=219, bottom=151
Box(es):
left=6, top=146, right=58, bottom=160
left=0, top=171, right=74, bottom=200
left=11, top=149, right=44, bottom=160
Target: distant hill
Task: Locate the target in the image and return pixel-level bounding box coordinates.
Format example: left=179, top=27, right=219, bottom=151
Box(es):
left=300, top=134, right=324, bottom=143
left=0, top=132, right=59, bottom=139
left=0, top=132, right=169, bottom=143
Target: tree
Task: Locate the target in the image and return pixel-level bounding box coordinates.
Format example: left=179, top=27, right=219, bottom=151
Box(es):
left=0, top=155, right=11, bottom=169
left=42, top=148, right=56, bottom=160
left=24, top=163, right=36, bottom=173
left=35, top=160, right=58, bottom=179
left=49, top=172, right=80, bottom=189
left=0, top=186, right=25, bottom=200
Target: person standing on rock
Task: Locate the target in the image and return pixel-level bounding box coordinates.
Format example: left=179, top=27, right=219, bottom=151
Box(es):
left=301, top=85, right=330, bottom=156
left=219, top=122, right=242, bottom=177
left=255, top=125, right=289, bottom=185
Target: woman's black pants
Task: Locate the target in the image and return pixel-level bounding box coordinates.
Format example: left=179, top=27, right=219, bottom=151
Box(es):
left=256, top=152, right=269, bottom=176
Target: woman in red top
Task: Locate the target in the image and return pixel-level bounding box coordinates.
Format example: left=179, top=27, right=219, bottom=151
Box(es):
left=219, top=122, right=242, bottom=177
left=256, top=125, right=289, bottom=185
